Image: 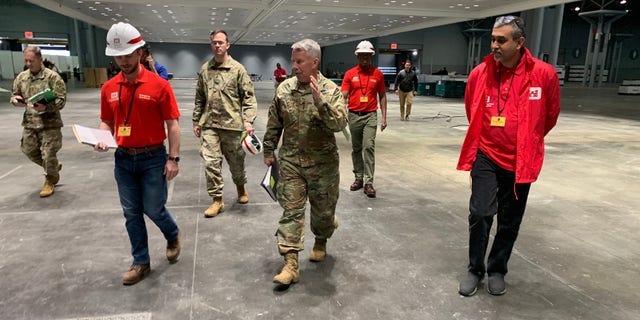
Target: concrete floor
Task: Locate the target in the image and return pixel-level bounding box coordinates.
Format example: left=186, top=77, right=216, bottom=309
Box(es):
left=0, top=77, right=638, bottom=320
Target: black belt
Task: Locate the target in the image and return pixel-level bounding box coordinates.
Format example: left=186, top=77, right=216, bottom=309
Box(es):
left=117, top=143, right=164, bottom=155
left=349, top=110, right=375, bottom=116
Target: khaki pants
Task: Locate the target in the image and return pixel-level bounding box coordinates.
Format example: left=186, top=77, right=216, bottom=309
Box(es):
left=398, top=90, right=414, bottom=119
left=348, top=111, right=377, bottom=185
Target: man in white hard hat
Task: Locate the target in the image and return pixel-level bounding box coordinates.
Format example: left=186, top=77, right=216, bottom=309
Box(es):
left=341, top=40, right=387, bottom=198
left=94, top=22, right=182, bottom=285
left=193, top=30, right=257, bottom=218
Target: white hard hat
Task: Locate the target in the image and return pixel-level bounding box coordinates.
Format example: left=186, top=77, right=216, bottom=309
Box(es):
left=355, top=40, right=375, bottom=55
left=242, top=134, right=263, bottom=155
left=105, top=22, right=146, bottom=56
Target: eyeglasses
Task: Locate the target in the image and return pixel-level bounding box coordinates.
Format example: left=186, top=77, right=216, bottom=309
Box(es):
left=494, top=15, right=525, bottom=36
left=495, top=15, right=524, bottom=28
left=495, top=15, right=517, bottom=24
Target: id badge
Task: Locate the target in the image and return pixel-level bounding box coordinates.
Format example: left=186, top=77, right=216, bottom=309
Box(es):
left=360, top=96, right=369, bottom=103
left=118, top=125, right=132, bottom=136
left=490, top=116, right=506, bottom=127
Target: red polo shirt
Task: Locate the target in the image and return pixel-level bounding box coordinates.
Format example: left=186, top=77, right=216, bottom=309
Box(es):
left=478, top=59, right=526, bottom=171
left=274, top=68, right=287, bottom=83
left=342, top=65, right=385, bottom=112
left=100, top=65, right=180, bottom=148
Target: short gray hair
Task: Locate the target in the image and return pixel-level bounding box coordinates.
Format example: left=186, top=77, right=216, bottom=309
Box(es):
left=291, top=39, right=321, bottom=61
left=23, top=46, right=42, bottom=58
left=494, top=15, right=526, bottom=39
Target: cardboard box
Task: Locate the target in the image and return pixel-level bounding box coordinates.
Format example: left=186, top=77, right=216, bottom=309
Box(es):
left=94, top=68, right=108, bottom=87
left=83, top=67, right=96, bottom=88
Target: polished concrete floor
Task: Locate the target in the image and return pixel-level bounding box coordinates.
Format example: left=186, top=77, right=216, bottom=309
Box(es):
left=0, top=78, right=638, bottom=320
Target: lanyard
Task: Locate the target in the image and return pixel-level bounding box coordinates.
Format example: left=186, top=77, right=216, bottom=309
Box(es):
left=118, top=82, right=140, bottom=125
left=497, top=65, right=516, bottom=116
left=358, top=69, right=370, bottom=97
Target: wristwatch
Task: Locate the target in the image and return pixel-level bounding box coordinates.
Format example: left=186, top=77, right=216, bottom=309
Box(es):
left=168, top=156, right=180, bottom=163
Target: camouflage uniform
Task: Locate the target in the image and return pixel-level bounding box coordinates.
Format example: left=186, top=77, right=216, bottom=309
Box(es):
left=263, top=73, right=348, bottom=254
left=11, top=67, right=66, bottom=178
left=193, top=56, right=257, bottom=197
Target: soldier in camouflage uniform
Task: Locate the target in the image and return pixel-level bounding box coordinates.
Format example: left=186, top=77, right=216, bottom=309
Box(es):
left=193, top=30, right=257, bottom=218
left=263, top=39, right=348, bottom=285
left=10, top=46, right=66, bottom=197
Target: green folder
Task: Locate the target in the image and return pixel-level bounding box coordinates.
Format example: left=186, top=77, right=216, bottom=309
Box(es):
left=28, top=88, right=55, bottom=104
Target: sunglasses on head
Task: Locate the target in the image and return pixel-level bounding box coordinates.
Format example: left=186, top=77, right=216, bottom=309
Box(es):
left=495, top=15, right=524, bottom=27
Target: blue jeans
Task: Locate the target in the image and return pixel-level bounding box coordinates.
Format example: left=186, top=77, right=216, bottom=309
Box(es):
left=114, top=146, right=179, bottom=265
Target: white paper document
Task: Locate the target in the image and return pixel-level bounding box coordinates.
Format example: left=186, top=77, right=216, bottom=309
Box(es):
left=72, top=124, right=118, bottom=149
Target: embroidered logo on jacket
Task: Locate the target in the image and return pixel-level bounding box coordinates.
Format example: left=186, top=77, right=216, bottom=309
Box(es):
left=529, top=87, right=542, bottom=100
left=110, top=92, right=118, bottom=102
left=139, top=94, right=151, bottom=100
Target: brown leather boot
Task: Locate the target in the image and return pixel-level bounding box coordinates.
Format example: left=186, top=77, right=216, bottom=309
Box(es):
left=273, top=251, right=299, bottom=285
left=166, top=229, right=181, bottom=262
left=122, top=263, right=150, bottom=285
left=350, top=179, right=363, bottom=191
left=204, top=197, right=225, bottom=218
left=309, top=238, right=327, bottom=262
left=236, top=185, right=249, bottom=204
left=39, top=177, right=55, bottom=197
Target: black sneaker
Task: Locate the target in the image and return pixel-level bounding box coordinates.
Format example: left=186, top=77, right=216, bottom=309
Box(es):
left=487, top=273, right=506, bottom=295
left=458, top=272, right=482, bottom=296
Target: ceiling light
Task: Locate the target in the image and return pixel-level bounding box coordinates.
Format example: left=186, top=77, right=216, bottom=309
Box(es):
left=620, top=0, right=626, bottom=3
left=146, top=4, right=151, bottom=7
left=574, top=6, right=580, bottom=11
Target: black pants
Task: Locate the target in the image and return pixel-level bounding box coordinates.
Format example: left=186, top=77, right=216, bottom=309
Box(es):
left=467, top=150, right=531, bottom=277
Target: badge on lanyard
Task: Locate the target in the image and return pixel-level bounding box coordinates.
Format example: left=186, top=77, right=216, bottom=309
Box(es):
left=118, top=125, right=132, bottom=136
left=490, top=116, right=506, bottom=127
left=360, top=96, right=369, bottom=103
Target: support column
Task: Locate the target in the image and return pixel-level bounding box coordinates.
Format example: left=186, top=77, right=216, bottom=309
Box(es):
left=549, top=4, right=564, bottom=66
left=579, top=10, right=627, bottom=87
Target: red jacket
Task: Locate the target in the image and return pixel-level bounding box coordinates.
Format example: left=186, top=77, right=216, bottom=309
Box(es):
left=457, top=47, right=560, bottom=183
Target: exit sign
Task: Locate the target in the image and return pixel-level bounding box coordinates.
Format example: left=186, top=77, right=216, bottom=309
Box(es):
left=390, top=43, right=397, bottom=49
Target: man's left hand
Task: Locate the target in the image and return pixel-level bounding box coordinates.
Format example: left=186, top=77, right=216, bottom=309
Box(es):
left=381, top=122, right=387, bottom=132
left=310, top=75, right=321, bottom=102
left=164, top=160, right=179, bottom=181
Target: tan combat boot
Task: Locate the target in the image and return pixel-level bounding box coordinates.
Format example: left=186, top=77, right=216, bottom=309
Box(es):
left=273, top=251, right=299, bottom=285
left=309, top=238, right=327, bottom=262
left=49, top=163, right=62, bottom=185
left=39, top=176, right=55, bottom=197
left=204, top=197, right=225, bottom=218
left=237, top=185, right=249, bottom=204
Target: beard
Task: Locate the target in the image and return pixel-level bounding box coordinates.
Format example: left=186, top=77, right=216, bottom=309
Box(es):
left=120, top=64, right=139, bottom=75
